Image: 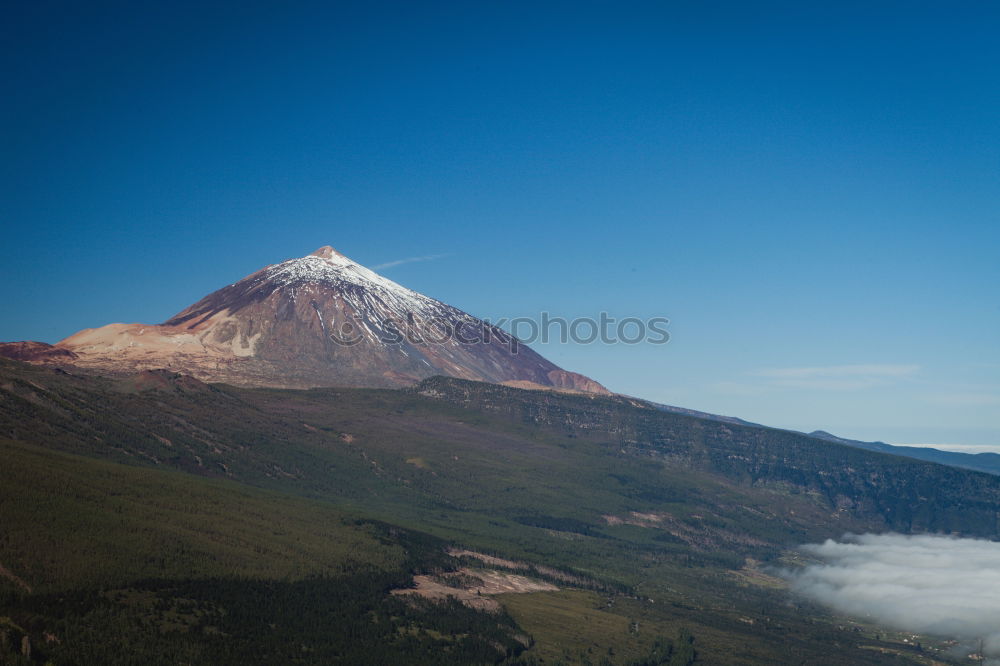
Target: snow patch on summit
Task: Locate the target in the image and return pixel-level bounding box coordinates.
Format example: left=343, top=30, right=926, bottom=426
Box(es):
left=258, top=252, right=444, bottom=319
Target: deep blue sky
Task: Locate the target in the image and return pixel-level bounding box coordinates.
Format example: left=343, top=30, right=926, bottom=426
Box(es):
left=3, top=1, right=998, bottom=449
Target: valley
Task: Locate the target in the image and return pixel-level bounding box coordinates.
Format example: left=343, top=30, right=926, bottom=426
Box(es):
left=0, top=358, right=987, bottom=664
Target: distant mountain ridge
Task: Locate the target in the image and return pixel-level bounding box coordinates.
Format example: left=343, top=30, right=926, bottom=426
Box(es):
left=0, top=246, right=606, bottom=393
left=642, top=398, right=762, bottom=428
left=807, top=429, right=1000, bottom=476
left=640, top=398, right=1000, bottom=477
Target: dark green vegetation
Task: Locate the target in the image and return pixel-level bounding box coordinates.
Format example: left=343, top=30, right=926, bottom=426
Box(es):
left=4, top=561, right=526, bottom=665
left=0, top=440, right=527, bottom=664
left=2, top=358, right=995, bottom=664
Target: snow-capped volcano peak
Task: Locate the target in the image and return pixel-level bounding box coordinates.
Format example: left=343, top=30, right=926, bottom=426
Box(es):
left=310, top=245, right=346, bottom=260
left=249, top=247, right=441, bottom=318
left=46, top=245, right=608, bottom=393
left=300, top=245, right=375, bottom=276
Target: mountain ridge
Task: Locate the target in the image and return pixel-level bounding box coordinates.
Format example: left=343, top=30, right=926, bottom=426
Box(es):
left=808, top=428, right=1000, bottom=476
left=1, top=357, right=993, bottom=662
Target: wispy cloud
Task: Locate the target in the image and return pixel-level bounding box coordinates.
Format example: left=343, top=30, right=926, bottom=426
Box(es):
left=784, top=533, right=1000, bottom=661
left=756, top=364, right=920, bottom=379
left=750, top=364, right=920, bottom=391
left=373, top=254, right=451, bottom=270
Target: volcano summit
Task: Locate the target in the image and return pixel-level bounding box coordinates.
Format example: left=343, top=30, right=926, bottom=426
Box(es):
left=5, top=247, right=606, bottom=393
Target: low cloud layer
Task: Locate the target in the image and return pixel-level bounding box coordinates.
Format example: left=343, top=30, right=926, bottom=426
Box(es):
left=787, top=533, right=1000, bottom=660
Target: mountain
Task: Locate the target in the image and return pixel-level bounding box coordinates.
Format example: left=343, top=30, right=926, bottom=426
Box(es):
left=3, top=249, right=993, bottom=662
left=642, top=397, right=763, bottom=427
left=1, top=246, right=606, bottom=393
left=809, top=429, right=1000, bottom=476
left=639, top=398, right=1000, bottom=477
left=638, top=396, right=1000, bottom=478
left=1, top=357, right=997, bottom=663
left=0, top=340, right=79, bottom=363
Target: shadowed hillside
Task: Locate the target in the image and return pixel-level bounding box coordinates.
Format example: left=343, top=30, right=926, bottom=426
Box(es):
left=0, top=358, right=990, bottom=663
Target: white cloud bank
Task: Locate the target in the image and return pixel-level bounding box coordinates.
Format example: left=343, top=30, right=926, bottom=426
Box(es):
left=787, top=533, right=1000, bottom=660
